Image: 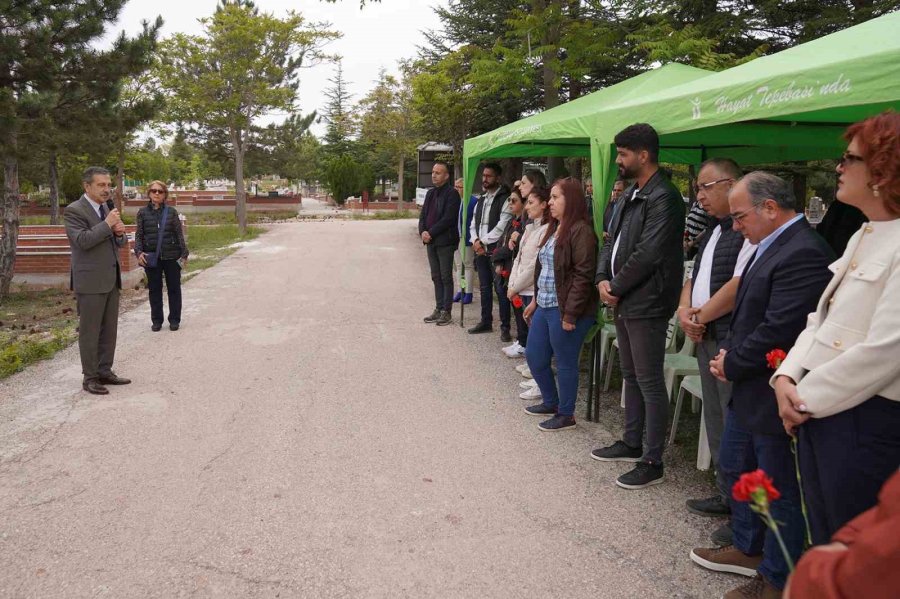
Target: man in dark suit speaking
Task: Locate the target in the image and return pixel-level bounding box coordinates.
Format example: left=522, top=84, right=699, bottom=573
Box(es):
left=64, top=167, right=132, bottom=395
left=690, top=172, right=833, bottom=599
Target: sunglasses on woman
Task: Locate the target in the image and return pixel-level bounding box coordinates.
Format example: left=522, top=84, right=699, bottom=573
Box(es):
left=149, top=188, right=165, bottom=194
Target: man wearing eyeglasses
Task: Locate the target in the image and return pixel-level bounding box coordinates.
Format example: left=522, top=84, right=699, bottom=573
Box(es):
left=691, top=171, right=833, bottom=599
left=678, top=159, right=755, bottom=533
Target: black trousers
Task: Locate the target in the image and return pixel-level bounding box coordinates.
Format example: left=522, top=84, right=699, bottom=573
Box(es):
left=426, top=243, right=455, bottom=311
left=474, top=253, right=494, bottom=324
left=799, top=395, right=900, bottom=544
left=493, top=273, right=512, bottom=332
left=146, top=259, right=183, bottom=325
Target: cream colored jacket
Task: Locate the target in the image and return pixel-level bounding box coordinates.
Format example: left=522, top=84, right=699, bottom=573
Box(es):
left=771, top=219, right=900, bottom=418
left=509, top=220, right=549, bottom=297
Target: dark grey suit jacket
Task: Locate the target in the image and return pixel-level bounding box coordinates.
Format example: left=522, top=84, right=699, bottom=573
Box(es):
left=64, top=196, right=126, bottom=293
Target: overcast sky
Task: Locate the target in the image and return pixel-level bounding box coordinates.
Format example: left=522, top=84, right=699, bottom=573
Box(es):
left=103, top=0, right=447, bottom=136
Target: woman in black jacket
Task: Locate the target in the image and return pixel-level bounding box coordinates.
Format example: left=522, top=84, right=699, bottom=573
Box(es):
left=134, top=181, right=189, bottom=331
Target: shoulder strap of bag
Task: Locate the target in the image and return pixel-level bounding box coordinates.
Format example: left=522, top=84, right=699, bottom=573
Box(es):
left=153, top=205, right=169, bottom=261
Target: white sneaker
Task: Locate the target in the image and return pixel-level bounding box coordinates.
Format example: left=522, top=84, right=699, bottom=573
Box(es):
left=515, top=363, right=529, bottom=373
left=502, top=341, right=521, bottom=357
left=519, top=385, right=542, bottom=400
left=521, top=366, right=533, bottom=379
left=519, top=379, right=538, bottom=390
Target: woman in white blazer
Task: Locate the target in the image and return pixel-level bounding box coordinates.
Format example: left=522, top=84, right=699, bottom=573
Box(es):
left=772, top=111, right=900, bottom=545
left=507, top=187, right=551, bottom=350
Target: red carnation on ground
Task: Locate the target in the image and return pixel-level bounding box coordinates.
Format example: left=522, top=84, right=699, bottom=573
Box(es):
left=511, top=295, right=524, bottom=309
left=766, top=348, right=787, bottom=369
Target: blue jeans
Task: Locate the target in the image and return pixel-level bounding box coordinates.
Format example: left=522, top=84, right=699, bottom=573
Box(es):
left=525, top=306, right=594, bottom=416
left=719, top=407, right=806, bottom=590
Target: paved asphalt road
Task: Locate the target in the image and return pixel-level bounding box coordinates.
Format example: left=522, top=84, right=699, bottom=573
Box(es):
left=0, top=221, right=738, bottom=598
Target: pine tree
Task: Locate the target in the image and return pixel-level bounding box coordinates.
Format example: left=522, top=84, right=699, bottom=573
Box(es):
left=0, top=1, right=160, bottom=298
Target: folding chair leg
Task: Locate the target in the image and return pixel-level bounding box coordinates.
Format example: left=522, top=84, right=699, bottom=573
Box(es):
left=602, top=346, right=617, bottom=392
left=697, top=408, right=712, bottom=471
left=669, top=387, right=686, bottom=446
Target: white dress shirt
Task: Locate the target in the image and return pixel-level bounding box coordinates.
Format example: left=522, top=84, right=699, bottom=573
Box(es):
left=611, top=188, right=638, bottom=277
left=470, top=187, right=513, bottom=245
left=691, top=229, right=755, bottom=307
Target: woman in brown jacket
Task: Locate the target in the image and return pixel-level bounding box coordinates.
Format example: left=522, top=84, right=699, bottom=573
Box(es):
left=522, top=177, right=599, bottom=431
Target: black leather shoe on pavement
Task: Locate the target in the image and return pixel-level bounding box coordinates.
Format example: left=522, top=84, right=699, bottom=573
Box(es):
left=151, top=323, right=162, bottom=331
left=524, top=404, right=556, bottom=416
left=538, top=414, right=576, bottom=431
left=500, top=329, right=512, bottom=342
left=687, top=495, right=732, bottom=517
left=616, top=461, right=665, bottom=490
left=590, top=440, right=643, bottom=462
left=99, top=373, right=131, bottom=385
left=712, top=522, right=734, bottom=547
left=83, top=380, right=109, bottom=395
left=169, top=323, right=180, bottom=331
left=468, top=321, right=493, bottom=334
left=435, top=310, right=452, bottom=326
left=423, top=309, right=441, bottom=323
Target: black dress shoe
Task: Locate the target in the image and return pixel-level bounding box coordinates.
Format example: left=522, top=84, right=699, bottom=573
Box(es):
left=83, top=380, right=109, bottom=395
left=151, top=324, right=162, bottom=332
left=169, top=323, right=180, bottom=331
left=98, top=374, right=131, bottom=385
left=423, top=309, right=441, bottom=323
left=500, top=329, right=512, bottom=342
left=467, top=321, right=493, bottom=334
left=686, top=495, right=732, bottom=517
left=711, top=522, right=733, bottom=547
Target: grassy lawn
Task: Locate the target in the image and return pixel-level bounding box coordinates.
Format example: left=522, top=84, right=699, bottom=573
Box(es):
left=0, top=224, right=264, bottom=380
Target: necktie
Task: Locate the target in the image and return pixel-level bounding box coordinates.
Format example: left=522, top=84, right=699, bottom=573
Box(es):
left=99, top=203, right=106, bottom=220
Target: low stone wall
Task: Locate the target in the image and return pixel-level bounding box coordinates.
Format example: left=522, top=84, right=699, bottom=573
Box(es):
left=13, top=225, right=144, bottom=290
left=345, top=201, right=421, bottom=211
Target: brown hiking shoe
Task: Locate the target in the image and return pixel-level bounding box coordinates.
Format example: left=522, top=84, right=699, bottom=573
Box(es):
left=690, top=545, right=762, bottom=577
left=723, top=574, right=782, bottom=599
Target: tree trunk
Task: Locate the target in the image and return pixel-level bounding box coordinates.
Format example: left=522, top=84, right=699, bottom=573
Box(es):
left=116, top=142, right=126, bottom=213
left=49, top=150, right=60, bottom=225
left=232, top=127, right=247, bottom=236
left=792, top=170, right=808, bottom=214
left=397, top=157, right=404, bottom=210
left=537, top=0, right=564, bottom=180
left=0, top=146, right=21, bottom=299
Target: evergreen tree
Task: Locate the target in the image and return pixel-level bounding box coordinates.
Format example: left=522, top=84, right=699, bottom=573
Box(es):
left=0, top=1, right=160, bottom=298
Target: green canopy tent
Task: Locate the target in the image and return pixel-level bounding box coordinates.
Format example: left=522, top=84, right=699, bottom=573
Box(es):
left=461, top=63, right=713, bottom=231
left=458, top=63, right=714, bottom=299
left=463, top=11, right=900, bottom=241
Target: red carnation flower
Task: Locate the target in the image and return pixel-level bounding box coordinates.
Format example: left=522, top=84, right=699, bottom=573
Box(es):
left=511, top=295, right=524, bottom=309
left=732, top=469, right=781, bottom=504
left=766, top=349, right=787, bottom=370
left=500, top=269, right=510, bottom=278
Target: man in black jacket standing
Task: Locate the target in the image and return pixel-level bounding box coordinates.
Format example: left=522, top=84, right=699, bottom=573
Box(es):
left=591, top=123, right=686, bottom=490
left=419, top=161, right=461, bottom=326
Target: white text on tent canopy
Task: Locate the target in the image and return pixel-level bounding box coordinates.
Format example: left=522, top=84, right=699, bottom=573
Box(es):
left=690, top=74, right=853, bottom=120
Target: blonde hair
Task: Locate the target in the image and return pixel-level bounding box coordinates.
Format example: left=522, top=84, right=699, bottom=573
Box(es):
left=146, top=180, right=169, bottom=200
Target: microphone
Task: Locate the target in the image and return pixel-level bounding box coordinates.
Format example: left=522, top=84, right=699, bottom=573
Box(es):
left=106, top=199, right=116, bottom=213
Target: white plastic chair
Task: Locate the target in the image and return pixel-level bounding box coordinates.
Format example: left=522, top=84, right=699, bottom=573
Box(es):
left=668, top=375, right=711, bottom=470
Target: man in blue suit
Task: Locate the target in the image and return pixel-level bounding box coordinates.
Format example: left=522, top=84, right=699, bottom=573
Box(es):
left=690, top=172, right=833, bottom=599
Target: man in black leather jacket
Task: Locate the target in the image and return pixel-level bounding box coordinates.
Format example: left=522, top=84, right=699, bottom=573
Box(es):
left=590, top=123, right=686, bottom=490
